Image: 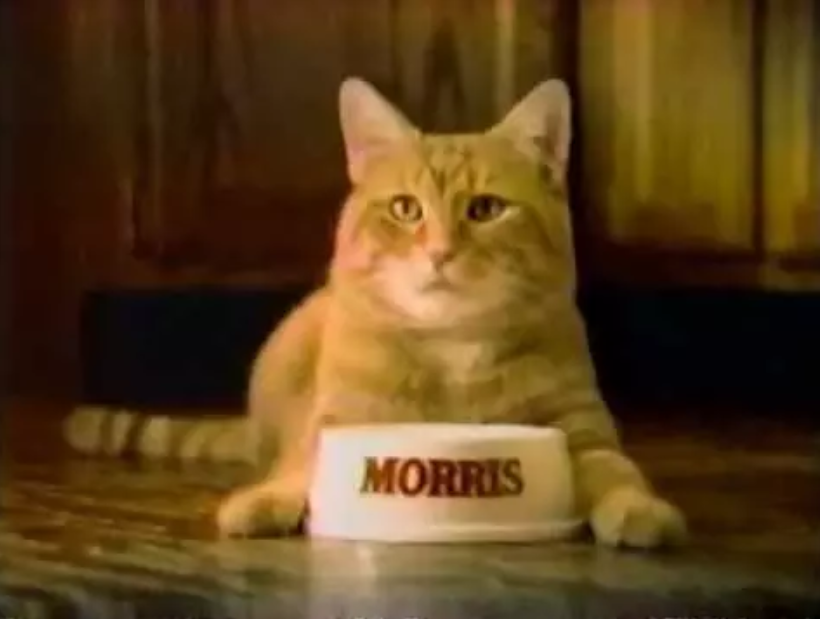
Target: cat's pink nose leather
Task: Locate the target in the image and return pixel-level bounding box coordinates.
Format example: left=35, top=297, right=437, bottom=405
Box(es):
left=428, top=247, right=456, bottom=269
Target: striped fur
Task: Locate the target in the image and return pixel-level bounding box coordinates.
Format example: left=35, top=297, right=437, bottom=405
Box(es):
left=66, top=78, right=687, bottom=549
left=63, top=407, right=250, bottom=463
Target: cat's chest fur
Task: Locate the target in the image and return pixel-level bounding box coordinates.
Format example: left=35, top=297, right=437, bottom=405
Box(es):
left=316, top=309, right=562, bottom=425
left=418, top=337, right=550, bottom=418
left=423, top=339, right=491, bottom=383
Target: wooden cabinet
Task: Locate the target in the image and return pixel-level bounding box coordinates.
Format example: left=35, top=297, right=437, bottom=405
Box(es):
left=61, top=0, right=573, bottom=291
left=579, top=0, right=757, bottom=253
left=7, top=0, right=820, bottom=400
left=66, top=0, right=351, bottom=288
left=761, top=0, right=820, bottom=259
left=8, top=0, right=573, bottom=398
left=577, top=0, right=820, bottom=288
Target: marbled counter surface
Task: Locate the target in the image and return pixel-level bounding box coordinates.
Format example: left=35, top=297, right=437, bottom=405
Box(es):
left=2, top=404, right=819, bottom=618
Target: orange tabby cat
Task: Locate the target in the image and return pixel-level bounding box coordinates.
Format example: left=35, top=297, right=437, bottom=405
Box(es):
left=64, top=78, right=686, bottom=549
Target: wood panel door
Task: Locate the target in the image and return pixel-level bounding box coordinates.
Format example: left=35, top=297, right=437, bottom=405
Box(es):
left=9, top=0, right=575, bottom=399
left=579, top=0, right=757, bottom=255
left=64, top=0, right=575, bottom=291
left=761, top=0, right=820, bottom=263
left=67, top=0, right=352, bottom=288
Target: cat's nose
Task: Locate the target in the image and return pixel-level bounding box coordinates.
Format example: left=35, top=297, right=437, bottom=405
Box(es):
left=428, top=247, right=456, bottom=269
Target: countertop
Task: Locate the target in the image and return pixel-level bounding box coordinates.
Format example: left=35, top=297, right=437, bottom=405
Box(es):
left=2, top=402, right=819, bottom=618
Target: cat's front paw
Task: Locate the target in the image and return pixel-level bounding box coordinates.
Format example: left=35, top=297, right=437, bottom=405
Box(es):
left=590, top=486, right=687, bottom=550
left=217, top=482, right=306, bottom=538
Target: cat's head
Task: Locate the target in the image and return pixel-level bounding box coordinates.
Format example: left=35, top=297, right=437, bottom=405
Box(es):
left=330, top=78, right=575, bottom=329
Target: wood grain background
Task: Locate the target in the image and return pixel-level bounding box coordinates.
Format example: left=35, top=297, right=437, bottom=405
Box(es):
left=4, top=0, right=819, bottom=403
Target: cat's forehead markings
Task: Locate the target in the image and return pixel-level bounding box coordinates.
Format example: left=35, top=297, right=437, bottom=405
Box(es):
left=418, top=136, right=477, bottom=193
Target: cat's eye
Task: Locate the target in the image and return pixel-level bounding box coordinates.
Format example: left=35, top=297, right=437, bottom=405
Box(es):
left=388, top=195, right=424, bottom=223
left=466, top=194, right=508, bottom=223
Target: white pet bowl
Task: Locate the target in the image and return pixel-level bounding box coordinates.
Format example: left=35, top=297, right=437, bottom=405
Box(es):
left=307, top=423, right=583, bottom=543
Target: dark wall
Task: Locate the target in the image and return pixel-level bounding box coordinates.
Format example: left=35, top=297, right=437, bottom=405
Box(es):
left=0, top=0, right=13, bottom=402
left=79, top=286, right=820, bottom=414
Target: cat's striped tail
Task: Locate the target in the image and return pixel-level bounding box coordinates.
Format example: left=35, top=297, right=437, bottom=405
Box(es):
left=63, top=406, right=252, bottom=464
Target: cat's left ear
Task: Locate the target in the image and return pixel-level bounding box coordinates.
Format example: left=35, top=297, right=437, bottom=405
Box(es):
left=488, top=79, right=572, bottom=180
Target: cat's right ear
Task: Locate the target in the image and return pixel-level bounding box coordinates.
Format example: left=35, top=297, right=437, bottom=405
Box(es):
left=339, top=78, right=419, bottom=184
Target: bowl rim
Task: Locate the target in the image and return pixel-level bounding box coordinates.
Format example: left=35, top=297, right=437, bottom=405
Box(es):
left=319, top=423, right=565, bottom=442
